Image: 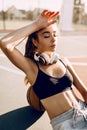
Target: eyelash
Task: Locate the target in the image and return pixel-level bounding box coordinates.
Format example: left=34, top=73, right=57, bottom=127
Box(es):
left=44, top=34, right=58, bottom=38
left=44, top=36, right=50, bottom=38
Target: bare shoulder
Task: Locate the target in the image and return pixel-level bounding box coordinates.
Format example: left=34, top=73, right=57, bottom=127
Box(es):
left=60, top=56, right=70, bottom=66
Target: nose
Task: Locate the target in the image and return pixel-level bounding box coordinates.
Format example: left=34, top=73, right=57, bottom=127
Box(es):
left=51, top=34, right=56, bottom=42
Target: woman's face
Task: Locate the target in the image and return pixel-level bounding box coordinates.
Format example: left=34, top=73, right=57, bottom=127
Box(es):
left=34, top=24, right=58, bottom=54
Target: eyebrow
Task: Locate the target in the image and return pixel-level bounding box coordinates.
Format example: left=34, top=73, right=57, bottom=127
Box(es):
left=42, top=31, right=56, bottom=34
left=42, top=31, right=50, bottom=34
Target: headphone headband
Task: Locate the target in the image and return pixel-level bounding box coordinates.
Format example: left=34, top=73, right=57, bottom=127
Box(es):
left=34, top=52, right=59, bottom=65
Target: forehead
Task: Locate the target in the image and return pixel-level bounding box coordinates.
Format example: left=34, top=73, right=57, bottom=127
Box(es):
left=38, top=24, right=58, bottom=35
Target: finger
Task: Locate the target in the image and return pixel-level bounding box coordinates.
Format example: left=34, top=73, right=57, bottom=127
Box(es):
left=41, top=10, right=54, bottom=16
left=41, top=10, right=59, bottom=19
left=45, top=11, right=52, bottom=16
left=45, top=11, right=56, bottom=16
left=41, top=10, right=48, bottom=16
left=50, top=11, right=59, bottom=18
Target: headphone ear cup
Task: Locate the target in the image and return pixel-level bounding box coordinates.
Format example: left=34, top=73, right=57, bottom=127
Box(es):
left=34, top=52, right=48, bottom=65
left=39, top=55, right=46, bottom=65
left=34, top=52, right=40, bottom=61
left=40, top=53, right=50, bottom=65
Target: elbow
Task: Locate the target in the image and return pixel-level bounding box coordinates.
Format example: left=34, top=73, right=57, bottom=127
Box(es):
left=0, top=39, right=4, bottom=50
left=0, top=39, right=14, bottom=52
left=0, top=39, right=2, bottom=48
left=6, top=44, right=14, bottom=51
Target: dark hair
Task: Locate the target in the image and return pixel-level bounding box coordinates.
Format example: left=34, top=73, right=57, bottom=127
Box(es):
left=24, top=31, right=38, bottom=59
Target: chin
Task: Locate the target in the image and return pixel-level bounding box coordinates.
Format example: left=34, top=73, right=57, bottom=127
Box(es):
left=51, top=48, right=56, bottom=52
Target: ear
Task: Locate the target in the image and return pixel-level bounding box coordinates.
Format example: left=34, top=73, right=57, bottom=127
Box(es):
left=32, top=38, right=38, bottom=48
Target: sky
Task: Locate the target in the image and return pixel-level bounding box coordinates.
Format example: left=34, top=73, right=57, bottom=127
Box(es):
left=0, top=0, right=63, bottom=11
left=0, top=0, right=87, bottom=12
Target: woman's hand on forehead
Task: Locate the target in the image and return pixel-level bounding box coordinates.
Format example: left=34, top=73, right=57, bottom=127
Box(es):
left=35, top=10, right=59, bottom=30
left=41, top=10, right=59, bottom=19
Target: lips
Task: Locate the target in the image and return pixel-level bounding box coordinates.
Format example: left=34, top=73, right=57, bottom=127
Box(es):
left=50, top=44, right=56, bottom=48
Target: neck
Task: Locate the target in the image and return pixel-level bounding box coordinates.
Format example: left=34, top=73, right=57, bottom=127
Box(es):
left=43, top=51, right=54, bottom=58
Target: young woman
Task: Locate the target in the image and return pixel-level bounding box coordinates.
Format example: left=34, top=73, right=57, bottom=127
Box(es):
left=0, top=10, right=87, bottom=130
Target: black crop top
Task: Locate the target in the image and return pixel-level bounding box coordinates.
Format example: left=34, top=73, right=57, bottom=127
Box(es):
left=33, top=60, right=73, bottom=100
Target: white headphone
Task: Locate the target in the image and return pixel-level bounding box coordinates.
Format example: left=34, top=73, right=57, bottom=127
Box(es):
left=34, top=52, right=59, bottom=65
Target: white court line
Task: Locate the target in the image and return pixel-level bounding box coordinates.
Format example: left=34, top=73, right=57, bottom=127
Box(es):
left=1, top=54, right=87, bottom=66
left=0, top=54, right=24, bottom=75
left=0, top=62, right=87, bottom=76
left=0, top=54, right=5, bottom=57
left=71, top=62, right=87, bottom=66
left=0, top=54, right=7, bottom=59
left=0, top=54, right=87, bottom=75
left=0, top=65, right=24, bottom=76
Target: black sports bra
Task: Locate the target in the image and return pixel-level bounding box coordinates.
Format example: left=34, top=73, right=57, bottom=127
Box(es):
left=33, top=60, right=73, bottom=100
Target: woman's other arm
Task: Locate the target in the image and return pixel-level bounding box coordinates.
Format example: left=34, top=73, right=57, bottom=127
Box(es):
left=64, top=58, right=87, bottom=103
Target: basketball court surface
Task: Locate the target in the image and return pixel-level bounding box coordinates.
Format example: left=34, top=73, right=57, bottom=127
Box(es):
left=0, top=32, right=87, bottom=130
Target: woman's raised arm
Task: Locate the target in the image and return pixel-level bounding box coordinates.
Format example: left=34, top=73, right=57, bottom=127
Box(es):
left=0, top=10, right=59, bottom=74
left=0, top=10, right=59, bottom=47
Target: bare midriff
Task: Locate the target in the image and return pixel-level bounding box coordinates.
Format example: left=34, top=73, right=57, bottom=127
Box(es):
left=41, top=85, right=84, bottom=119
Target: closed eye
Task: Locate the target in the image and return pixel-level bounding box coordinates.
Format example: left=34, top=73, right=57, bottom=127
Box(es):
left=42, top=31, right=58, bottom=38
left=44, top=35, right=50, bottom=38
